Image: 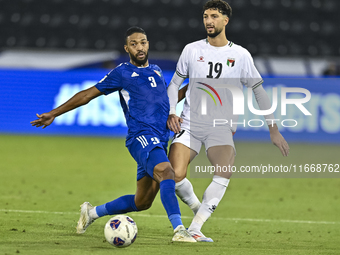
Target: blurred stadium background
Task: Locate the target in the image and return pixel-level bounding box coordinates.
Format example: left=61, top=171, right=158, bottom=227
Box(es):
left=1, top=0, right=340, bottom=142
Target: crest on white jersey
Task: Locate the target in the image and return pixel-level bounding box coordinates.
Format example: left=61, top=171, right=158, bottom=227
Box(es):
left=227, top=58, right=235, bottom=67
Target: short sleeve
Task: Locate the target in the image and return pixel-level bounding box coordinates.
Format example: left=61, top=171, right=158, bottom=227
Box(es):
left=154, top=64, right=167, bottom=87
left=240, top=50, right=263, bottom=89
left=95, top=66, right=122, bottom=95
left=175, top=45, right=190, bottom=79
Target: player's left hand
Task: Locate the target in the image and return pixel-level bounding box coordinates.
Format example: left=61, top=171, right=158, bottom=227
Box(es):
left=269, top=126, right=290, bottom=156
left=167, top=114, right=183, bottom=133
left=30, top=113, right=55, bottom=129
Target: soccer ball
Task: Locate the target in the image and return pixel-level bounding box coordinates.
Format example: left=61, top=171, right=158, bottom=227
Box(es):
left=104, top=215, right=138, bottom=248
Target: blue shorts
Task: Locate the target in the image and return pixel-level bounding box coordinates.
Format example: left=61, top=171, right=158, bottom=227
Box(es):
left=127, top=134, right=169, bottom=181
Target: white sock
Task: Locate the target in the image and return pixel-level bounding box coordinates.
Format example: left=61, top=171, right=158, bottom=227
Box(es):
left=189, top=176, right=230, bottom=232
left=89, top=207, right=99, bottom=219
left=175, top=178, right=201, bottom=215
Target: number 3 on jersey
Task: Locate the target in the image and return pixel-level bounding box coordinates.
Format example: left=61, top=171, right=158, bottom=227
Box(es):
left=148, top=76, right=157, bottom=87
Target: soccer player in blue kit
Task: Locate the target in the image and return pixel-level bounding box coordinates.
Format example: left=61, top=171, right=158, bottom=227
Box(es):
left=30, top=27, right=196, bottom=242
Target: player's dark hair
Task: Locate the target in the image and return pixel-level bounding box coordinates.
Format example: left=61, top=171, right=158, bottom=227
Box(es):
left=125, top=26, right=147, bottom=44
left=203, top=0, right=232, bottom=19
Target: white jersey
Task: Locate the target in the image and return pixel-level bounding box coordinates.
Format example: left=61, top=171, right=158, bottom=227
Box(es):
left=174, top=39, right=263, bottom=132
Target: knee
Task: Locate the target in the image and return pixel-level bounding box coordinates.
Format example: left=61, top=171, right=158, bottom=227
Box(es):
left=153, top=162, right=175, bottom=182
left=160, top=167, right=175, bottom=183
left=135, top=201, right=153, bottom=211
left=163, top=166, right=175, bottom=178
left=158, top=166, right=175, bottom=182
left=175, top=172, right=186, bottom=183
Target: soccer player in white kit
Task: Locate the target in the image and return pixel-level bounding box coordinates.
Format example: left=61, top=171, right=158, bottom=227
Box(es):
left=167, top=0, right=290, bottom=242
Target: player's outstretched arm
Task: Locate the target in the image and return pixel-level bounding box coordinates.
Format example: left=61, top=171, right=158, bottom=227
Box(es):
left=31, top=86, right=102, bottom=129
left=269, top=124, right=290, bottom=157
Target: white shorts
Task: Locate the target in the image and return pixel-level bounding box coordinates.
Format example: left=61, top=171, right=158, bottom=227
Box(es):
left=171, top=126, right=236, bottom=155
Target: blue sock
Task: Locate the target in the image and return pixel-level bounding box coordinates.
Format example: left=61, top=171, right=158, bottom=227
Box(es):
left=160, top=179, right=183, bottom=230
left=96, top=195, right=139, bottom=217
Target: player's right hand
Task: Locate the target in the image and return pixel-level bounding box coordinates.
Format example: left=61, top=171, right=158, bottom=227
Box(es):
left=167, top=114, right=183, bottom=134
left=30, top=113, right=55, bottom=129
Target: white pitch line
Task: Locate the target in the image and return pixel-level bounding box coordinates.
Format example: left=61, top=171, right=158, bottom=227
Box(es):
left=1, top=209, right=339, bottom=225
left=129, top=214, right=340, bottom=225
left=0, top=209, right=78, bottom=215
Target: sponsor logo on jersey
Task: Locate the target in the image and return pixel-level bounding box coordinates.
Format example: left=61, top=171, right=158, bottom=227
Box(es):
left=154, top=70, right=162, bottom=77
left=131, top=72, right=139, bottom=77
left=197, top=56, right=205, bottom=62
left=227, top=58, right=235, bottom=67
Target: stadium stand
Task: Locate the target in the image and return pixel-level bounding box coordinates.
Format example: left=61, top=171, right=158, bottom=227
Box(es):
left=0, top=0, right=339, bottom=75
left=0, top=0, right=339, bottom=56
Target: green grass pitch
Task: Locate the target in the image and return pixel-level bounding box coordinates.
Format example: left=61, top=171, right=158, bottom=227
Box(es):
left=0, top=134, right=339, bottom=255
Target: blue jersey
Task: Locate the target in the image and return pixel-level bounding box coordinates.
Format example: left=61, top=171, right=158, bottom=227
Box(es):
left=95, top=62, right=170, bottom=146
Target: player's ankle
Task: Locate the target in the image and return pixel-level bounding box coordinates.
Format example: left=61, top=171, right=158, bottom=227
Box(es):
left=89, top=207, right=99, bottom=219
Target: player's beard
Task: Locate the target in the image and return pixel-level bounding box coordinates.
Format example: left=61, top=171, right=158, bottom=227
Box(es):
left=206, top=26, right=223, bottom=38
left=130, top=51, right=148, bottom=66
